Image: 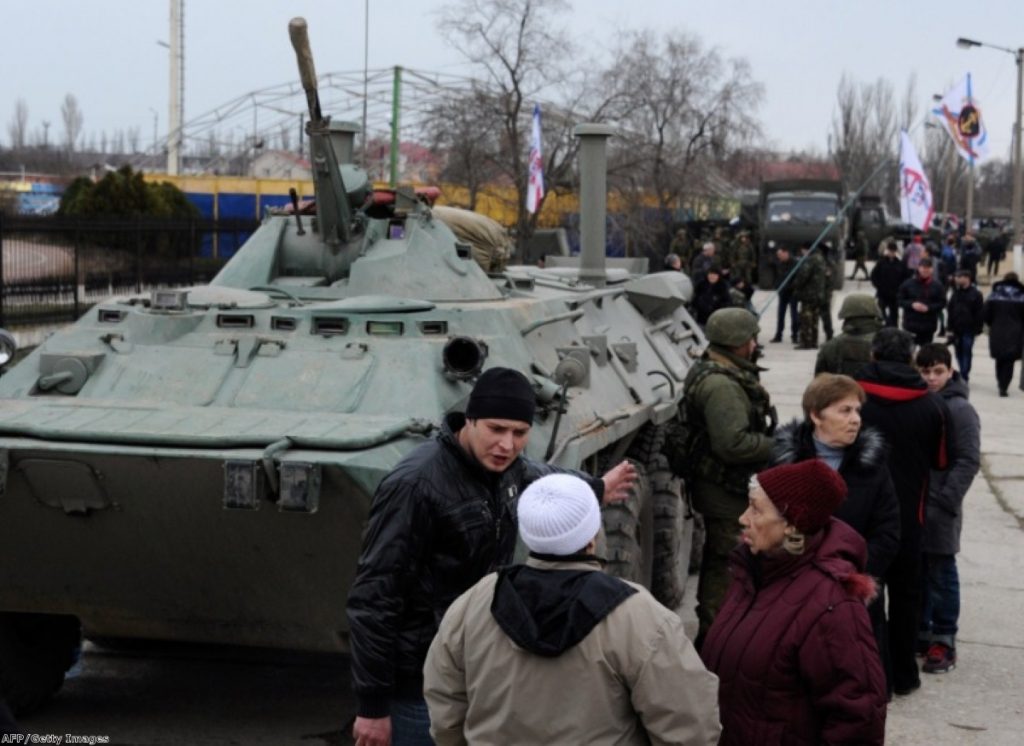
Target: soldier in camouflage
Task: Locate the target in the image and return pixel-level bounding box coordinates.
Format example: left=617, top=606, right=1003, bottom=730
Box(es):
left=731, top=232, right=756, bottom=286
left=792, top=244, right=828, bottom=349
left=815, top=293, right=884, bottom=377
left=664, top=308, right=776, bottom=649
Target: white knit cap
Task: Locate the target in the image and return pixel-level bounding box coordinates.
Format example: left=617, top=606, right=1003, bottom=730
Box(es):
left=518, top=474, right=602, bottom=555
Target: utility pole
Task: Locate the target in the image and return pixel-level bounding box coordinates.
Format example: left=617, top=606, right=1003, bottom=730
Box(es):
left=389, top=66, right=402, bottom=187
left=166, top=0, right=184, bottom=175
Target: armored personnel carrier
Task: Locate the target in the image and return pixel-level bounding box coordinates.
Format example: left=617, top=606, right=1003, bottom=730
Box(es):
left=0, top=19, right=705, bottom=713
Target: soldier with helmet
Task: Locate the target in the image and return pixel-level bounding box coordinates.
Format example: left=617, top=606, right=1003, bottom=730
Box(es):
left=792, top=244, right=829, bottom=349
left=815, top=294, right=885, bottom=377
left=664, top=308, right=777, bottom=649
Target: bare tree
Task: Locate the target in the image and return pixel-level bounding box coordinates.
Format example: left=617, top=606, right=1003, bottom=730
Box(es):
left=61, top=93, right=84, bottom=153
left=6, top=99, right=29, bottom=149
left=603, top=30, right=763, bottom=254
left=424, top=87, right=503, bottom=210
left=437, top=0, right=576, bottom=243
left=829, top=74, right=920, bottom=210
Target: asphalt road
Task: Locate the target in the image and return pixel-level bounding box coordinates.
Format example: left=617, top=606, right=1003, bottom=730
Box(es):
left=19, top=642, right=357, bottom=746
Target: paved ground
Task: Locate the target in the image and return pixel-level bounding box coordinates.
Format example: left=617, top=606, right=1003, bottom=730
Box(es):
left=729, top=277, right=1024, bottom=744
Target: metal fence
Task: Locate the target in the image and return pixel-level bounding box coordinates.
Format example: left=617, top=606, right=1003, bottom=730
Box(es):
left=0, top=215, right=259, bottom=328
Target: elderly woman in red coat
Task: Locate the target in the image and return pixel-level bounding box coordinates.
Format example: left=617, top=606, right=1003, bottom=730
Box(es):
left=700, top=459, right=887, bottom=745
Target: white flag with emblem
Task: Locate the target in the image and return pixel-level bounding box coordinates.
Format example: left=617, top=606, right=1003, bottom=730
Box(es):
left=931, top=74, right=990, bottom=163
left=899, top=130, right=935, bottom=232
left=526, top=104, right=545, bottom=214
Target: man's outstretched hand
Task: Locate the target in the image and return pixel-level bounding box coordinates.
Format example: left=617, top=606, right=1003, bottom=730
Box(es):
left=601, top=460, right=638, bottom=505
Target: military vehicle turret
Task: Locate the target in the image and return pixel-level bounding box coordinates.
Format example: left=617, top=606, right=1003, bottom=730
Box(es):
left=0, top=18, right=706, bottom=713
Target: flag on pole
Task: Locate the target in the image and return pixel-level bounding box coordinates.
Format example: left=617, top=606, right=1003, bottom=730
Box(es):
left=526, top=104, right=545, bottom=214
left=899, top=130, right=935, bottom=232
left=931, top=74, right=991, bottom=163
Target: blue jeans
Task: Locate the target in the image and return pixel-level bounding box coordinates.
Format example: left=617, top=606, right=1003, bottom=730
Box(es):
left=920, top=553, right=960, bottom=648
left=953, top=333, right=975, bottom=382
left=391, top=697, right=434, bottom=745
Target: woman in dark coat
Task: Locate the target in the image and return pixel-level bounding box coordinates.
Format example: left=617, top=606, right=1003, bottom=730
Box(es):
left=772, top=373, right=900, bottom=694
left=983, top=271, right=1024, bottom=396
left=701, top=459, right=887, bottom=745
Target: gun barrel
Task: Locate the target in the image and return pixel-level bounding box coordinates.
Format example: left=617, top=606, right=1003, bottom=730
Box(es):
left=288, top=17, right=321, bottom=120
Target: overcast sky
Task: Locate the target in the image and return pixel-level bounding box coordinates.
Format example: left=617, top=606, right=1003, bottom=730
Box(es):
left=1, top=0, right=1021, bottom=162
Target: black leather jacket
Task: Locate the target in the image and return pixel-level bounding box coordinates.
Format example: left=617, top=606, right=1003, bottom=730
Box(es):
left=346, top=412, right=603, bottom=717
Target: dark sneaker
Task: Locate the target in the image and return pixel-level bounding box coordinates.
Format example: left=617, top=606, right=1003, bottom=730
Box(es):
left=770, top=336, right=783, bottom=343
left=923, top=643, right=956, bottom=674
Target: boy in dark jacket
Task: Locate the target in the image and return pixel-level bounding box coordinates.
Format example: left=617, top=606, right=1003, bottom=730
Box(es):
left=916, top=344, right=980, bottom=675
left=946, top=270, right=985, bottom=382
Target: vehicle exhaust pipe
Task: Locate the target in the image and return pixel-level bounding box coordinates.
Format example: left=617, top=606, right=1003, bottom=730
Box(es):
left=574, top=123, right=615, bottom=287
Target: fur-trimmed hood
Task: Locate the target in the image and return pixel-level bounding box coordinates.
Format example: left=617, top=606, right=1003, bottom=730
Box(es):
left=771, top=419, right=887, bottom=473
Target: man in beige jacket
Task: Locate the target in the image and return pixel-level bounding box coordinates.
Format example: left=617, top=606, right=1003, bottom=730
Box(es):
left=423, top=474, right=721, bottom=745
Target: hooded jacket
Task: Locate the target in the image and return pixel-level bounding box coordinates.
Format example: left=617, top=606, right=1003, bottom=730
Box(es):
left=700, top=519, right=887, bottom=745
left=346, top=413, right=604, bottom=717
left=424, top=557, right=722, bottom=746
left=771, top=421, right=900, bottom=579
left=983, top=277, right=1024, bottom=359
left=925, top=373, right=981, bottom=555
left=854, top=361, right=950, bottom=544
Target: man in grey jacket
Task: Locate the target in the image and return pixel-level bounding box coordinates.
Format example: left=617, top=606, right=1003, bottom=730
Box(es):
left=424, top=473, right=721, bottom=745
left=915, top=343, right=981, bottom=675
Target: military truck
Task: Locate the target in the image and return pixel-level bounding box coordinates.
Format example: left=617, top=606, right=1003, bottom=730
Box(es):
left=756, top=179, right=848, bottom=290
left=0, top=19, right=705, bottom=714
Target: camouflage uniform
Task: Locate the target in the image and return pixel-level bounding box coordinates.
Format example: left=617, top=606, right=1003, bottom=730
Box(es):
left=663, top=309, right=775, bottom=647
left=792, top=250, right=827, bottom=349
left=822, top=260, right=836, bottom=341
left=815, top=294, right=885, bottom=376
left=731, top=234, right=756, bottom=285
left=850, top=232, right=870, bottom=280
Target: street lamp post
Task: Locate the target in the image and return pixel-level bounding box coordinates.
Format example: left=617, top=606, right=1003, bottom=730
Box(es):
left=957, top=37, right=1024, bottom=272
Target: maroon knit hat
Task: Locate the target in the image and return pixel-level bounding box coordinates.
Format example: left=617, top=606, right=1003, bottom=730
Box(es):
left=755, top=460, right=848, bottom=534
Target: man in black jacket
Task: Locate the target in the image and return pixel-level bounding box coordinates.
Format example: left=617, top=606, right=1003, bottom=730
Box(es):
left=898, top=257, right=947, bottom=345
left=855, top=329, right=951, bottom=697
left=870, top=241, right=909, bottom=327
left=347, top=367, right=637, bottom=746
left=946, top=270, right=985, bottom=382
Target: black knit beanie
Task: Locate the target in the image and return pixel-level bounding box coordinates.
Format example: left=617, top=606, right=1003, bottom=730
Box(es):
left=465, top=367, right=536, bottom=424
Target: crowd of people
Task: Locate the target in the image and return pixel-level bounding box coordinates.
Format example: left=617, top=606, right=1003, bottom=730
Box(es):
left=340, top=225, right=1012, bottom=743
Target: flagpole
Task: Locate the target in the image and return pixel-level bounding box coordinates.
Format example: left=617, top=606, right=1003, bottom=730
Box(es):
left=966, top=158, right=975, bottom=233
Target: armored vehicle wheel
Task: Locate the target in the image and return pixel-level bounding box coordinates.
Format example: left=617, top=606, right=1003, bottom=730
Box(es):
left=626, top=424, right=693, bottom=608
left=647, top=456, right=693, bottom=609
left=599, top=458, right=654, bottom=588
left=0, top=612, right=81, bottom=715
